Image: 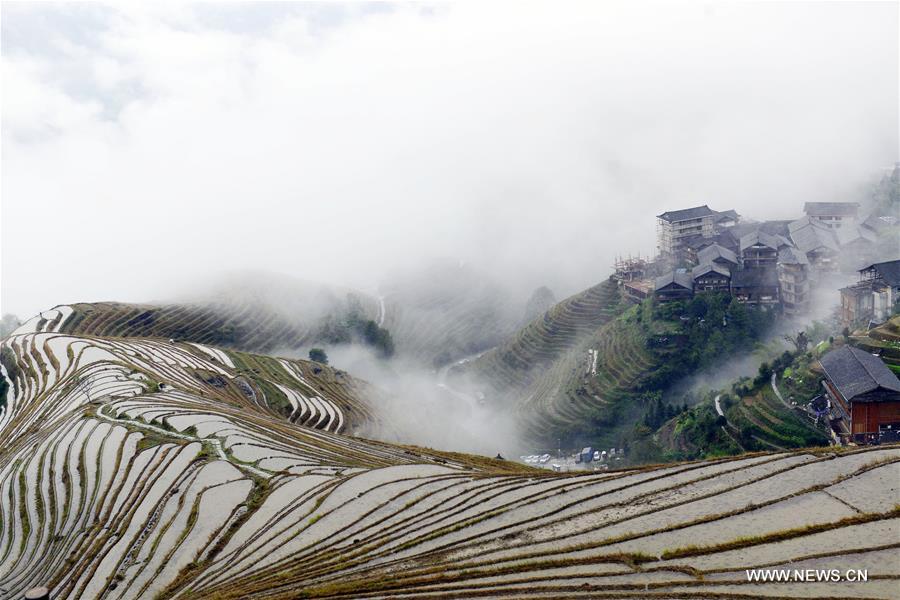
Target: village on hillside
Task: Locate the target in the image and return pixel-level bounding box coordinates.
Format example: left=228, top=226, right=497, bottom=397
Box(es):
left=610, top=164, right=900, bottom=450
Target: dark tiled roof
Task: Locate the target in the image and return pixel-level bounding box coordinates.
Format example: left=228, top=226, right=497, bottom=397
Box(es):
left=804, top=202, right=860, bottom=217
left=654, top=271, right=693, bottom=291
left=789, top=218, right=840, bottom=253
left=731, top=267, right=778, bottom=289
left=657, top=205, right=717, bottom=223
left=860, top=259, right=900, bottom=287
left=777, top=247, right=809, bottom=265
left=714, top=209, right=739, bottom=222
left=698, top=244, right=738, bottom=265
left=731, top=220, right=792, bottom=239
left=715, top=229, right=741, bottom=252
left=679, top=234, right=716, bottom=250
left=692, top=263, right=730, bottom=279
left=860, top=212, right=895, bottom=232
left=788, top=216, right=821, bottom=234
left=820, top=345, right=900, bottom=402
left=835, top=225, right=877, bottom=246
left=740, top=230, right=781, bottom=252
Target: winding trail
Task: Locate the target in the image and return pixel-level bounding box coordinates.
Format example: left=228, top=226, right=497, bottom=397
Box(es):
left=713, top=393, right=744, bottom=451
left=376, top=294, right=386, bottom=327
left=95, top=405, right=270, bottom=478
left=771, top=371, right=791, bottom=409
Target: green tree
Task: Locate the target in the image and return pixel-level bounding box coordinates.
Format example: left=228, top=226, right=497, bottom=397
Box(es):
left=362, top=320, right=395, bottom=358
left=308, top=348, right=328, bottom=365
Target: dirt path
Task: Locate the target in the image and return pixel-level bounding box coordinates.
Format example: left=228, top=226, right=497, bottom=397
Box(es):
left=713, top=393, right=746, bottom=451
left=771, top=372, right=791, bottom=409
left=376, top=295, right=386, bottom=327
left=96, top=405, right=269, bottom=478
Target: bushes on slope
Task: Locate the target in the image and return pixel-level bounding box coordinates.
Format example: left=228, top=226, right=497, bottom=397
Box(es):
left=643, top=293, right=772, bottom=391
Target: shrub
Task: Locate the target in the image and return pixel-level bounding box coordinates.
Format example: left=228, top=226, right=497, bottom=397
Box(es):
left=308, top=348, right=328, bottom=364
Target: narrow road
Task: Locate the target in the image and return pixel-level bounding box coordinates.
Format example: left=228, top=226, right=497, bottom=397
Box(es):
left=435, top=349, right=494, bottom=416
left=377, top=295, right=386, bottom=327
left=771, top=372, right=791, bottom=409
left=96, top=405, right=269, bottom=478
left=712, top=393, right=749, bottom=452
left=436, top=350, right=489, bottom=386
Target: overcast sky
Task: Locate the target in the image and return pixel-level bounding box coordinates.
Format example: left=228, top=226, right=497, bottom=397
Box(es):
left=2, top=1, right=897, bottom=318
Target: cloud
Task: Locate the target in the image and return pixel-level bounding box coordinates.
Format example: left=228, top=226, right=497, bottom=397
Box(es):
left=2, top=2, right=897, bottom=317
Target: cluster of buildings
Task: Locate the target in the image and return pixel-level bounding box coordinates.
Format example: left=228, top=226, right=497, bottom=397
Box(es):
left=839, top=260, right=900, bottom=328
left=612, top=197, right=897, bottom=321
left=820, top=345, right=900, bottom=444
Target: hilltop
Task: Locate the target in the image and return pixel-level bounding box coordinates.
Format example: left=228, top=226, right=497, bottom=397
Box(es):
left=48, top=264, right=526, bottom=369
left=1, top=311, right=898, bottom=599
left=51, top=270, right=383, bottom=356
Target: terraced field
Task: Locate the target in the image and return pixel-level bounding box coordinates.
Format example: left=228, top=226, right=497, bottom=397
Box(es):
left=2, top=307, right=899, bottom=599
left=56, top=296, right=379, bottom=356
left=55, top=268, right=517, bottom=367
left=728, top=384, right=830, bottom=452
left=459, top=280, right=656, bottom=444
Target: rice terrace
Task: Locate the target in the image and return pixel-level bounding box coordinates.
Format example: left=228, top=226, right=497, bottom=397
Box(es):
left=1, top=307, right=898, bottom=598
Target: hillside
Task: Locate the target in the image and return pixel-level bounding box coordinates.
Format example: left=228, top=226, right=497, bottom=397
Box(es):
left=656, top=338, right=848, bottom=464
left=454, top=280, right=637, bottom=443
left=54, top=290, right=380, bottom=357
left=458, top=284, right=782, bottom=451
left=2, top=314, right=899, bottom=598
left=48, top=265, right=526, bottom=368
left=851, top=315, right=900, bottom=374
left=379, top=260, right=522, bottom=366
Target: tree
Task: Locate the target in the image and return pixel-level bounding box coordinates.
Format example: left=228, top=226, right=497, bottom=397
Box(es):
left=754, top=362, right=772, bottom=386
left=783, top=331, right=808, bottom=353
left=362, top=320, right=395, bottom=358
left=308, top=348, right=328, bottom=365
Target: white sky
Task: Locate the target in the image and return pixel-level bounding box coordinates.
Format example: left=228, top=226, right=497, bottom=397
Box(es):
left=2, top=1, right=898, bottom=318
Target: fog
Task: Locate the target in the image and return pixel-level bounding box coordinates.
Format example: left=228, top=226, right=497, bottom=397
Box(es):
left=2, top=2, right=898, bottom=318
left=297, top=343, right=525, bottom=457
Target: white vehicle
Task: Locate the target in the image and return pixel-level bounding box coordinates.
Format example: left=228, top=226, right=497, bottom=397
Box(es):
left=539, top=453, right=551, bottom=463
left=593, top=450, right=601, bottom=461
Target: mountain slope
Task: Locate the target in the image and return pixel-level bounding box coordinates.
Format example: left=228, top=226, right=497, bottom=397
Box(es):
left=455, top=279, right=654, bottom=445
left=51, top=263, right=524, bottom=367
left=379, top=260, right=521, bottom=366
left=55, top=286, right=380, bottom=357
left=1, top=308, right=898, bottom=599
